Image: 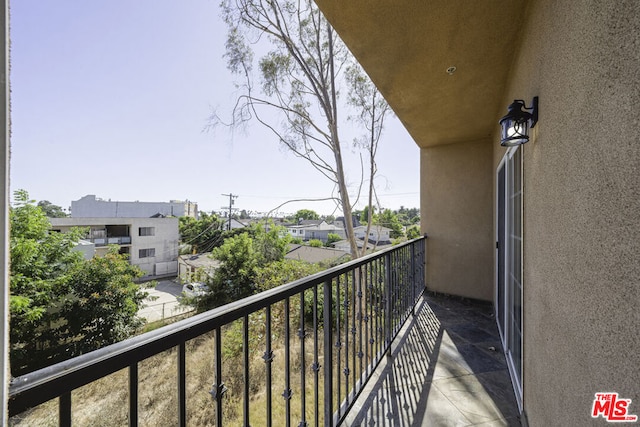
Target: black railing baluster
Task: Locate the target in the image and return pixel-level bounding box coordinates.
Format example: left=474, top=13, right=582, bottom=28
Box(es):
left=211, top=327, right=225, bottom=427
left=298, top=291, right=307, bottom=427
left=178, top=343, right=186, bottom=427
left=312, top=285, right=320, bottom=427
left=264, top=305, right=273, bottom=427
left=380, top=257, right=385, bottom=358
left=243, top=315, right=250, bottom=427
left=60, top=391, right=71, bottom=427
left=357, top=266, right=364, bottom=383
left=343, top=271, right=350, bottom=412
left=351, top=267, right=357, bottom=394
left=323, top=278, right=333, bottom=427
left=373, top=258, right=380, bottom=362
left=397, top=248, right=403, bottom=321
left=335, top=275, right=342, bottom=414
left=365, top=264, right=372, bottom=376
left=129, top=363, right=138, bottom=427
left=283, top=298, right=292, bottom=427
left=385, top=252, right=392, bottom=355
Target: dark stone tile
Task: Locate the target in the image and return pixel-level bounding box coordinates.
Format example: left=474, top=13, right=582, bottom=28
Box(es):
left=473, top=341, right=508, bottom=363
left=426, top=295, right=496, bottom=329
left=447, top=324, right=498, bottom=344
left=453, top=344, right=507, bottom=374
left=474, top=371, right=522, bottom=420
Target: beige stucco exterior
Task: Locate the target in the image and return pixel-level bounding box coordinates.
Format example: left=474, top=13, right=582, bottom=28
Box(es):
left=500, top=2, right=640, bottom=425
left=422, top=138, right=493, bottom=300
left=316, top=0, right=640, bottom=425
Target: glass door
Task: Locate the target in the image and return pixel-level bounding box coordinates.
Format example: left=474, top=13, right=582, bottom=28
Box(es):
left=496, top=147, right=523, bottom=409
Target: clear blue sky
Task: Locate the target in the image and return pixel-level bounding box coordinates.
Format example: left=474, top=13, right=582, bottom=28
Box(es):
left=9, top=0, right=420, bottom=217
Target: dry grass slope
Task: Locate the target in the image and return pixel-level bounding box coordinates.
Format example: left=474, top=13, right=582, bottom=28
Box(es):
left=10, top=316, right=329, bottom=426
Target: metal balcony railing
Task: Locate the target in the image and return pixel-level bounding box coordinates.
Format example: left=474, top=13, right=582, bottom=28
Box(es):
left=89, top=236, right=132, bottom=246
left=9, top=237, right=426, bottom=426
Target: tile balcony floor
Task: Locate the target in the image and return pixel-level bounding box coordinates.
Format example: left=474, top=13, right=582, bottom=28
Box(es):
left=343, top=293, right=522, bottom=427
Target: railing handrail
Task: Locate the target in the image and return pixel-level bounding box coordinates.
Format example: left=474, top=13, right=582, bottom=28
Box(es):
left=9, top=236, right=426, bottom=420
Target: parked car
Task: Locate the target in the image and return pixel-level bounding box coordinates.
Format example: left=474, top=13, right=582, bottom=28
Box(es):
left=182, top=282, right=208, bottom=298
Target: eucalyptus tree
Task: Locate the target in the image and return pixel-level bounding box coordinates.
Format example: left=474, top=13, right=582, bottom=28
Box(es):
left=346, top=62, right=392, bottom=255
left=216, top=0, right=390, bottom=257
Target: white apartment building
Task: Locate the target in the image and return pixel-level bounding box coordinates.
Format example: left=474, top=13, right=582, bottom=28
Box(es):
left=353, top=225, right=392, bottom=243
left=286, top=221, right=346, bottom=243
left=49, top=217, right=179, bottom=278
left=71, top=195, right=198, bottom=219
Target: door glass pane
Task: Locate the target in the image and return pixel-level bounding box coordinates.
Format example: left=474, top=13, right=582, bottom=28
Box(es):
left=497, top=164, right=506, bottom=338
left=507, top=148, right=523, bottom=386
left=497, top=147, right=523, bottom=404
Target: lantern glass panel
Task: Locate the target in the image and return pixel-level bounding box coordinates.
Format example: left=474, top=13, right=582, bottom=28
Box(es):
left=501, top=118, right=529, bottom=146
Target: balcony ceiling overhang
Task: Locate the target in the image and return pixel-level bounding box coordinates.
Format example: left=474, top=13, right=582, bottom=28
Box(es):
left=314, top=0, right=527, bottom=148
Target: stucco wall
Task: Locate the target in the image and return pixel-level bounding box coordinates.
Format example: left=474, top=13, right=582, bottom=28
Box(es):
left=422, top=138, right=493, bottom=301
left=495, top=1, right=640, bottom=425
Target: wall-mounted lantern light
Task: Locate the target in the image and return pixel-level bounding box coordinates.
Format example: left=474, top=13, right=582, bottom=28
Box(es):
left=499, top=96, right=539, bottom=146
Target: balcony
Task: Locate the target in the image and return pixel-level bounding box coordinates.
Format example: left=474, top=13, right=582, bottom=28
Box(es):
left=89, top=236, right=132, bottom=246
left=8, top=237, right=520, bottom=426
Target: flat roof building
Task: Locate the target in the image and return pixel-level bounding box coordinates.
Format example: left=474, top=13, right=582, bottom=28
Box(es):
left=71, top=195, right=198, bottom=219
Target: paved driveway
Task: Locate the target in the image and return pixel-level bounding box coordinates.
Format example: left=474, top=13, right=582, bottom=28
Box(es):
left=138, top=279, right=194, bottom=322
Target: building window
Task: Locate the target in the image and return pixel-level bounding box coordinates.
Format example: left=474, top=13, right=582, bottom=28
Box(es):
left=139, top=227, right=155, bottom=236
left=139, top=248, right=155, bottom=258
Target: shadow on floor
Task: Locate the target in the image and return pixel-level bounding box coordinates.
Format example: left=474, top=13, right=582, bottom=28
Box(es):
left=343, top=293, right=522, bottom=426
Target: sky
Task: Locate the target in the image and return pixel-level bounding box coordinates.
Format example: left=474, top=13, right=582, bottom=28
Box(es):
left=9, top=0, right=420, bottom=217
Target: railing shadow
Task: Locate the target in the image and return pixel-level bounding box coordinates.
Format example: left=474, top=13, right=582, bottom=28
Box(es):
left=343, top=297, right=443, bottom=426
left=343, top=294, right=522, bottom=426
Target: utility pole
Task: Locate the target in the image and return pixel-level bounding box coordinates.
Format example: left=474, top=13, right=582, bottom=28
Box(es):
left=221, top=193, right=238, bottom=231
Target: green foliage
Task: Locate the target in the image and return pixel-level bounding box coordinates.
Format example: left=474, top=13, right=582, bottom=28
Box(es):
left=254, top=259, right=322, bottom=293
left=37, top=200, right=67, bottom=218
left=359, top=206, right=375, bottom=224
left=406, top=225, right=421, bottom=240
left=58, top=247, right=146, bottom=354
left=375, top=209, right=405, bottom=239
left=325, top=233, right=341, bottom=247
left=10, top=191, right=84, bottom=372
left=294, top=209, right=319, bottom=222
left=254, top=259, right=324, bottom=324
left=395, top=206, right=420, bottom=226
left=201, top=221, right=291, bottom=310
left=308, top=239, right=323, bottom=247
left=209, top=232, right=257, bottom=306
left=9, top=191, right=148, bottom=375
left=179, top=212, right=224, bottom=254
left=252, top=221, right=291, bottom=265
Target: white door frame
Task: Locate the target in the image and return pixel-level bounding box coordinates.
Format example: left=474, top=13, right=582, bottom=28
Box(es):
left=496, top=146, right=523, bottom=411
